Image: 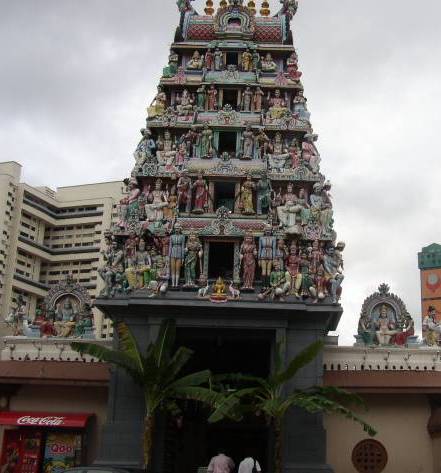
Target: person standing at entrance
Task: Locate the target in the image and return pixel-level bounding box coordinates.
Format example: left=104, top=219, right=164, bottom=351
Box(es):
left=238, top=453, right=262, bottom=473
left=207, top=452, right=235, bottom=473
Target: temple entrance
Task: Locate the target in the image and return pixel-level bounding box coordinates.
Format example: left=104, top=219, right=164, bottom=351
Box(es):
left=226, top=51, right=239, bottom=67
left=214, top=181, right=236, bottom=211
left=208, top=242, right=234, bottom=280
left=163, top=329, right=273, bottom=473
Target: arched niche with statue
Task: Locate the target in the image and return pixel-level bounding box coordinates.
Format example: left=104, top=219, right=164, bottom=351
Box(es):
left=355, top=283, right=418, bottom=347
left=215, top=2, right=256, bottom=39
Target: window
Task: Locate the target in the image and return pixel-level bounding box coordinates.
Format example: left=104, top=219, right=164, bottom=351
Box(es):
left=214, top=181, right=236, bottom=212
left=225, top=51, right=239, bottom=65
left=352, top=439, right=388, bottom=473
left=218, top=131, right=237, bottom=155
left=222, top=89, right=238, bottom=109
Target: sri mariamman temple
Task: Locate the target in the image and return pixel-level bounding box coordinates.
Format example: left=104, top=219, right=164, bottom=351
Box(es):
left=104, top=0, right=343, bottom=304
left=4, top=2, right=441, bottom=473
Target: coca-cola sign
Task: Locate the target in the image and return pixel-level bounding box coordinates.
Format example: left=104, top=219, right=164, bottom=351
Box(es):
left=17, top=416, right=66, bottom=426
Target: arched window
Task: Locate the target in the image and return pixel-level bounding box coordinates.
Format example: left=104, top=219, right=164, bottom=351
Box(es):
left=352, top=439, right=388, bottom=473
left=227, top=17, right=242, bottom=27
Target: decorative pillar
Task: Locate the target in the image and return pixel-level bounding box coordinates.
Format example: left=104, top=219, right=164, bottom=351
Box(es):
left=233, top=241, right=241, bottom=284
left=208, top=182, right=215, bottom=212
left=234, top=182, right=241, bottom=213
left=203, top=241, right=210, bottom=277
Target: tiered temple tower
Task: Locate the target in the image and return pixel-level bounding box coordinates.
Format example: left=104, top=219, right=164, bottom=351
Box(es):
left=96, top=1, right=344, bottom=472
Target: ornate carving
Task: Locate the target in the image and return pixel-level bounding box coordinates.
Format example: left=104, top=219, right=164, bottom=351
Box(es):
left=199, top=207, right=245, bottom=237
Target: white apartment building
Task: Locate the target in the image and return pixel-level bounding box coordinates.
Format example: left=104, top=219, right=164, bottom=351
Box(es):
left=0, top=161, right=124, bottom=338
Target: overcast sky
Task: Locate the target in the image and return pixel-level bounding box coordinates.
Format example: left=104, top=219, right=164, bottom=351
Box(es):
left=1, top=0, right=440, bottom=344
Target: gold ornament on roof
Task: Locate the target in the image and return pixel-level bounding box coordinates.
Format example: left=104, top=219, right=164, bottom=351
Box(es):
left=247, top=1, right=256, bottom=14
left=260, top=1, right=270, bottom=16
left=220, top=0, right=228, bottom=8
left=205, top=0, right=215, bottom=15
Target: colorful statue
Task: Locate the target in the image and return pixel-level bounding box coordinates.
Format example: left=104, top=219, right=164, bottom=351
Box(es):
left=241, top=86, right=253, bottom=112
left=241, top=125, right=254, bottom=160
left=252, top=50, right=261, bottom=71
left=375, top=305, right=398, bottom=346
left=286, top=51, right=302, bottom=80
left=286, top=244, right=302, bottom=297
left=293, top=90, right=310, bottom=121
left=177, top=171, right=192, bottom=212
left=240, top=234, right=257, bottom=290
left=184, top=234, right=203, bottom=287
left=169, top=225, right=186, bottom=287
left=148, top=86, right=167, bottom=118
left=187, top=50, right=204, bottom=70
left=183, top=126, right=201, bottom=158
left=423, top=306, right=441, bottom=346
left=322, top=244, right=344, bottom=304
left=276, top=184, right=303, bottom=235
left=163, top=50, right=179, bottom=78
left=302, top=133, right=321, bottom=174
left=240, top=176, right=256, bottom=215
left=192, top=174, right=209, bottom=214
left=214, top=48, right=224, bottom=71
left=196, top=85, right=206, bottom=111
left=253, top=87, right=265, bottom=112
left=205, top=49, right=214, bottom=70
left=261, top=53, right=277, bottom=73
left=258, top=226, right=276, bottom=287
left=176, top=89, right=194, bottom=115
left=241, top=48, right=253, bottom=72
left=200, top=124, right=214, bottom=158
left=268, top=89, right=288, bottom=119
left=145, top=179, right=168, bottom=224
left=134, top=128, right=156, bottom=166
left=256, top=176, right=272, bottom=215
left=268, top=132, right=289, bottom=171
left=207, top=84, right=218, bottom=111
left=254, top=129, right=270, bottom=159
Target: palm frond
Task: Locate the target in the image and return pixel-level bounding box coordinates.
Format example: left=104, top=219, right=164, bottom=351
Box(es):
left=271, top=341, right=324, bottom=386
left=312, top=386, right=367, bottom=410
left=153, top=319, right=176, bottom=367
left=208, top=387, right=260, bottom=423
left=115, top=323, right=144, bottom=373
left=169, top=369, right=212, bottom=389
left=162, top=347, right=195, bottom=385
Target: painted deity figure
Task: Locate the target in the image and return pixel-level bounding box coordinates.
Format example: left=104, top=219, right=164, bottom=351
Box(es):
left=252, top=50, right=261, bottom=71
left=214, top=48, right=224, bottom=71
left=277, top=184, right=302, bottom=235
left=121, top=178, right=141, bottom=225
left=286, top=51, right=302, bottom=80
left=423, top=306, right=441, bottom=346
left=184, top=126, right=200, bottom=158
left=253, top=87, right=265, bottom=113
left=175, top=142, right=187, bottom=170
left=205, top=49, right=214, bottom=70
left=268, top=132, right=289, bottom=171
left=268, top=89, right=288, bottom=119
left=269, top=261, right=291, bottom=301
left=279, top=0, right=299, bottom=18
left=164, top=187, right=178, bottom=221
left=99, top=241, right=125, bottom=298
left=240, top=235, right=257, bottom=290
left=256, top=176, right=272, bottom=215
left=176, top=89, right=194, bottom=115
left=241, top=125, right=255, bottom=160
left=302, top=133, right=321, bottom=174
left=258, top=226, right=277, bottom=287
left=240, top=176, right=256, bottom=215
left=254, top=129, right=270, bottom=159
left=192, top=174, right=209, bottom=214
left=275, top=239, right=288, bottom=271
left=207, top=84, right=218, bottom=111
left=169, top=225, right=186, bottom=287
left=184, top=234, right=203, bottom=287
left=322, top=244, right=344, bottom=304
left=196, top=85, right=206, bottom=111
left=241, top=86, right=253, bottom=112
left=145, top=179, right=168, bottom=223
left=286, top=244, right=302, bottom=297
left=200, top=124, right=214, bottom=158
left=241, top=49, right=253, bottom=72
left=148, top=86, right=167, bottom=118
left=288, top=138, right=301, bottom=169
left=163, top=50, right=179, bottom=78
left=293, top=90, right=310, bottom=122
left=187, top=50, right=204, bottom=70
left=375, top=305, right=398, bottom=346
left=156, top=130, right=176, bottom=167
left=134, top=128, right=156, bottom=167
left=177, top=171, right=192, bottom=212
left=261, top=53, right=277, bottom=73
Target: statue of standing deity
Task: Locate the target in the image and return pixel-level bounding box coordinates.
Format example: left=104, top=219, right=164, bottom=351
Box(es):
left=192, top=175, right=209, bottom=214
left=200, top=124, right=214, bottom=158
left=240, top=176, right=256, bottom=215
left=256, top=176, right=272, bottom=215
left=253, top=87, right=265, bottom=113
left=207, top=84, right=218, bottom=111
left=258, top=226, right=277, bottom=288
left=241, top=86, right=253, bottom=112
left=322, top=244, right=344, bottom=304
left=241, top=48, right=253, bottom=72
left=184, top=234, right=203, bottom=287
left=205, top=49, right=214, bottom=70
left=177, top=171, right=192, bottom=212
left=241, top=125, right=254, bottom=160
left=302, top=133, right=321, bottom=174
left=214, top=48, right=224, bottom=71
left=169, top=225, right=186, bottom=287
left=196, top=85, right=206, bottom=111
left=240, top=234, right=257, bottom=290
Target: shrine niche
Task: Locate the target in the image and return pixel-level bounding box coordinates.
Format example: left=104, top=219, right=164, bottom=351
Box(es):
left=355, top=284, right=418, bottom=347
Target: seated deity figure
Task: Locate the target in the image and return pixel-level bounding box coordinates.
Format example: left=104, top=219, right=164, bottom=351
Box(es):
left=261, top=53, right=277, bottom=73
left=176, top=89, right=194, bottom=115
left=267, top=89, right=289, bottom=119
left=269, top=261, right=291, bottom=301
left=134, top=128, right=156, bottom=167
left=148, top=86, right=167, bottom=118
left=156, top=130, right=176, bottom=167
left=276, top=184, right=303, bottom=235
left=302, top=133, right=321, bottom=174
left=145, top=179, right=168, bottom=224
left=163, top=50, right=179, bottom=78
left=375, top=305, right=399, bottom=346
left=187, top=50, right=204, bottom=70
left=268, top=132, right=289, bottom=171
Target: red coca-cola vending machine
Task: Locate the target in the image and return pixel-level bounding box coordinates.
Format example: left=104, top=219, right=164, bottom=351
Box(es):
left=1, top=430, right=43, bottom=473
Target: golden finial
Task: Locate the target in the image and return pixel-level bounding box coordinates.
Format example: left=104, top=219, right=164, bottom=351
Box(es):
left=220, top=0, right=228, bottom=7
left=205, top=0, right=215, bottom=15
left=247, top=0, right=256, bottom=14
left=260, top=1, right=270, bottom=16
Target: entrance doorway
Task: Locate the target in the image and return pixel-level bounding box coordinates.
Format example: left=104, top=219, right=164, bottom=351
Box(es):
left=164, top=329, right=273, bottom=473
left=208, top=242, right=235, bottom=280
left=226, top=52, right=239, bottom=67
left=218, top=131, right=238, bottom=157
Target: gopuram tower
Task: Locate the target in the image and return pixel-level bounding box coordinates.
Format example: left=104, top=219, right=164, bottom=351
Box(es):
left=96, top=1, right=344, bottom=472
